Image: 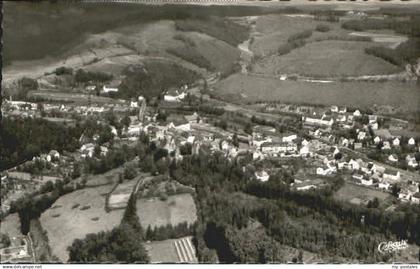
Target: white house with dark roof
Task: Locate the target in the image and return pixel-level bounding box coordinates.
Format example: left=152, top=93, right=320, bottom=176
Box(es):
left=408, top=137, right=416, bottom=146
left=388, top=154, right=398, bottom=163
left=393, top=137, right=400, bottom=147
left=261, top=142, right=297, bottom=155
left=353, top=110, right=361, bottom=117
left=302, top=114, right=334, bottom=127
left=383, top=169, right=400, bottom=181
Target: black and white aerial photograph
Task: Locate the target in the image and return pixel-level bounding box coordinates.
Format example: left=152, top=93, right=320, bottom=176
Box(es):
left=0, top=0, right=420, bottom=267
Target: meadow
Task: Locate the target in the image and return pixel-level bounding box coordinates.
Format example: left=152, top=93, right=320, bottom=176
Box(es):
left=333, top=182, right=393, bottom=206
left=214, top=73, right=420, bottom=112
left=39, top=183, right=124, bottom=262
left=136, top=193, right=197, bottom=230
left=253, top=40, right=401, bottom=77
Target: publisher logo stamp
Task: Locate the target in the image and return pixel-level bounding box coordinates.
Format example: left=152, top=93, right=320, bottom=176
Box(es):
left=378, top=240, right=408, bottom=254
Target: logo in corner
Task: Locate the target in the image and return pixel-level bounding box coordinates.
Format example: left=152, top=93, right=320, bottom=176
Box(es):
left=377, top=240, right=408, bottom=254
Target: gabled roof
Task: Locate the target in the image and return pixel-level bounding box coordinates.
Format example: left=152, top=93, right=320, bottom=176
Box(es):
left=384, top=168, right=399, bottom=176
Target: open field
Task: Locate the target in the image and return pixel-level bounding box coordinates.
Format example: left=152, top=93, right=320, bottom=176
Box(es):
left=333, top=182, right=393, bottom=206
left=349, top=30, right=408, bottom=49
left=144, top=236, right=198, bottom=263
left=0, top=213, right=23, bottom=238
left=254, top=40, right=401, bottom=77
left=39, top=184, right=124, bottom=262
left=27, top=91, right=123, bottom=105
left=250, top=14, right=315, bottom=57
left=173, top=32, right=240, bottom=75
left=214, top=73, right=420, bottom=112
left=136, top=193, right=197, bottom=229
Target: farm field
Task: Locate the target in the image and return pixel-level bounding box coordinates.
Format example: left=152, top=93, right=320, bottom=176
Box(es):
left=144, top=236, right=197, bottom=263
left=136, top=193, right=197, bottom=229
left=27, top=91, right=123, bottom=105
left=333, top=182, right=393, bottom=206
left=214, top=73, right=420, bottom=112
left=39, top=183, right=124, bottom=262
left=0, top=213, right=23, bottom=238
left=253, top=40, right=401, bottom=77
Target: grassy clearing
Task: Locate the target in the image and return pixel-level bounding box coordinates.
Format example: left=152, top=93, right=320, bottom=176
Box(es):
left=175, top=17, right=249, bottom=47
left=169, top=32, right=241, bottom=75
left=333, top=182, right=392, bottom=206
left=0, top=213, right=23, bottom=238
left=39, top=184, right=124, bottom=262
left=214, top=73, right=420, bottom=112
left=136, top=193, right=197, bottom=230
left=250, top=14, right=347, bottom=57
left=254, top=40, right=401, bottom=77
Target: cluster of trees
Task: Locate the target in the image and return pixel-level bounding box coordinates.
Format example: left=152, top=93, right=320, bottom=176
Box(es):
left=118, top=62, right=199, bottom=101
left=167, top=47, right=215, bottom=71
left=365, top=41, right=420, bottom=66
left=82, top=118, right=115, bottom=145
left=0, top=233, right=11, bottom=248
left=0, top=118, right=82, bottom=170
left=74, top=69, right=113, bottom=84
left=10, top=178, right=81, bottom=234
left=144, top=222, right=196, bottom=241
left=315, top=24, right=331, bottom=32
left=84, top=144, right=135, bottom=175
left=54, top=66, right=73, bottom=76
left=173, top=33, right=196, bottom=47
left=3, top=77, right=39, bottom=100
left=278, top=30, right=313, bottom=56
left=68, top=195, right=149, bottom=262
left=175, top=17, right=249, bottom=47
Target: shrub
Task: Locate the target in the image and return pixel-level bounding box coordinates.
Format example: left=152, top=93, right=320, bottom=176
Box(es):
left=315, top=24, right=331, bottom=32
left=173, top=34, right=196, bottom=47
left=54, top=66, right=73, bottom=76
left=167, top=47, right=214, bottom=71
left=80, top=205, right=91, bottom=211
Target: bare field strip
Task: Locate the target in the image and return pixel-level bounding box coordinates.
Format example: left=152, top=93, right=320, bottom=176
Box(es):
left=214, top=74, right=420, bottom=112
left=108, top=178, right=141, bottom=210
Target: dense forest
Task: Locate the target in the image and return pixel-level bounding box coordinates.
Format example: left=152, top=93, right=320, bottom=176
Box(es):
left=169, top=151, right=420, bottom=263
left=117, top=62, right=200, bottom=101
left=0, top=118, right=82, bottom=171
